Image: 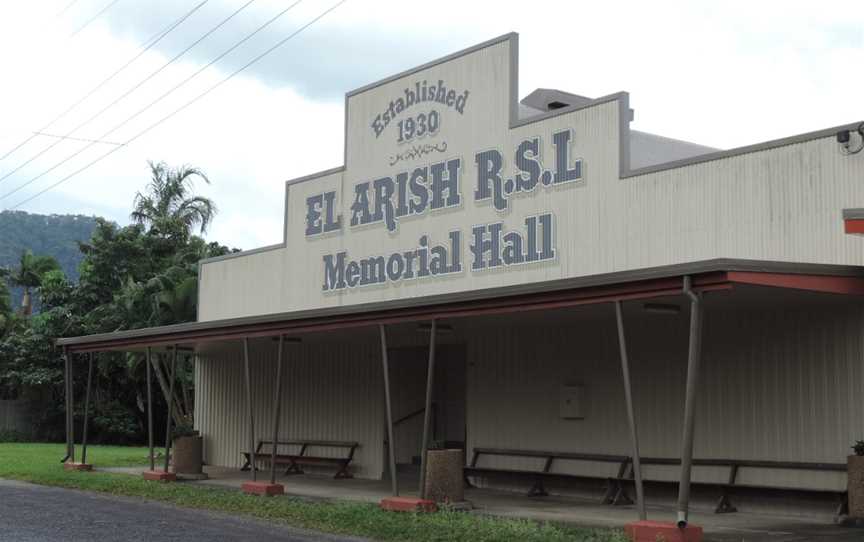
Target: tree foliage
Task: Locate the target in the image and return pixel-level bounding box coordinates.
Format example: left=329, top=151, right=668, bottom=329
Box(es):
left=8, top=250, right=61, bottom=316
left=0, top=267, right=11, bottom=334
left=131, top=161, right=216, bottom=239
left=0, top=162, right=237, bottom=443
left=0, top=210, right=98, bottom=311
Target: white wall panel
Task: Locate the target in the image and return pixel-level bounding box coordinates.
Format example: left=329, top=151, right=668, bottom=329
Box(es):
left=465, top=301, right=864, bottom=491
left=195, top=338, right=384, bottom=479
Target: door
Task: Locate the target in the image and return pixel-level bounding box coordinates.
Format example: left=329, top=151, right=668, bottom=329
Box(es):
left=387, top=345, right=466, bottom=465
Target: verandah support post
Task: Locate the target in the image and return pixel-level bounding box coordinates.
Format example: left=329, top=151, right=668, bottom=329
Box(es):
left=676, top=276, right=704, bottom=528
left=163, top=347, right=178, bottom=473
left=615, top=301, right=646, bottom=521
left=379, top=324, right=399, bottom=496
left=243, top=337, right=257, bottom=482
left=418, top=319, right=437, bottom=500
left=270, top=335, right=286, bottom=485
left=146, top=346, right=155, bottom=471
left=61, top=347, right=72, bottom=463
left=68, top=350, right=75, bottom=464
left=80, top=352, right=94, bottom=466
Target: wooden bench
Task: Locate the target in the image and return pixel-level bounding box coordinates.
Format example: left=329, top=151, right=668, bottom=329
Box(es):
left=464, top=447, right=847, bottom=515
left=635, top=456, right=848, bottom=515
left=464, top=447, right=630, bottom=500
left=241, top=439, right=359, bottom=479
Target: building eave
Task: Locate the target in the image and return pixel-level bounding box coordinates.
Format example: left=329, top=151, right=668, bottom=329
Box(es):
left=56, top=258, right=864, bottom=353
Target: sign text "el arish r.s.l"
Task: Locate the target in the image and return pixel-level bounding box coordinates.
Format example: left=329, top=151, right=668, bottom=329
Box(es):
left=304, top=129, right=583, bottom=292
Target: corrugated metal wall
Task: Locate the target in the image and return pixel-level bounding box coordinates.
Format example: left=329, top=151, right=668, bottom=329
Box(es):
left=465, top=300, right=864, bottom=491
left=195, top=336, right=384, bottom=479
left=193, top=297, right=864, bottom=491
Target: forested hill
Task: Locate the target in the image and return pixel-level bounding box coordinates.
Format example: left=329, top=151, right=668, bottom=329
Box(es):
left=0, top=210, right=100, bottom=284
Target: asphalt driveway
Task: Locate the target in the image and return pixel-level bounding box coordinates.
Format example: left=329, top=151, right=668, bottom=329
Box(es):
left=0, top=479, right=367, bottom=542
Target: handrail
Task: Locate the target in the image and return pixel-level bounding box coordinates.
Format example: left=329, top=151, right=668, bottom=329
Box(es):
left=393, top=402, right=436, bottom=427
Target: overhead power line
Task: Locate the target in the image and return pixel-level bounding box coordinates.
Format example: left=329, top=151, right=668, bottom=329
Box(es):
left=0, top=0, right=301, bottom=202
left=7, top=0, right=348, bottom=211
left=0, top=0, right=210, bottom=162
left=68, top=0, right=123, bottom=39
left=56, top=1, right=81, bottom=18
left=0, top=0, right=254, bottom=187
left=33, top=132, right=122, bottom=146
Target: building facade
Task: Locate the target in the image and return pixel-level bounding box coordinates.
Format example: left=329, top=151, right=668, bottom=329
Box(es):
left=60, top=33, right=864, bottom=522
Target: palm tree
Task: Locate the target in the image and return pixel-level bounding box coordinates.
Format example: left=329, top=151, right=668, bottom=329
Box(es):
left=0, top=267, right=12, bottom=333
left=9, top=250, right=61, bottom=316
left=130, top=161, right=217, bottom=238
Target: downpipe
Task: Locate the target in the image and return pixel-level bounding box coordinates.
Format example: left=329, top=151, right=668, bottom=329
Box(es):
left=677, top=275, right=702, bottom=529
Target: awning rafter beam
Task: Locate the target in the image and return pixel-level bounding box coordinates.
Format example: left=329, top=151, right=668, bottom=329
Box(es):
left=59, top=274, right=733, bottom=354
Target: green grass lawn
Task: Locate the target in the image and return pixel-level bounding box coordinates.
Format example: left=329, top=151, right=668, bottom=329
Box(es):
left=0, top=443, right=627, bottom=542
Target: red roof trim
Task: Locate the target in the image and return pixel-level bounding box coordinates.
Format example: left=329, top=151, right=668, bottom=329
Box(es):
left=68, top=273, right=731, bottom=353
left=727, top=271, right=864, bottom=295
left=64, top=268, right=864, bottom=353
left=845, top=219, right=864, bottom=235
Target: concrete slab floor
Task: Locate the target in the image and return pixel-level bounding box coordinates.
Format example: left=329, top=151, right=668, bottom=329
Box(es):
left=101, top=465, right=863, bottom=541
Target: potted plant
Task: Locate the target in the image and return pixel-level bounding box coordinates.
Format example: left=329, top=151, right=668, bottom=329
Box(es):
left=172, top=417, right=205, bottom=478
left=423, top=441, right=465, bottom=504
left=848, top=440, right=864, bottom=518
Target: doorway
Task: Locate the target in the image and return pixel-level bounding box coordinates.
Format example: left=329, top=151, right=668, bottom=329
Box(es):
left=387, top=344, right=466, bottom=466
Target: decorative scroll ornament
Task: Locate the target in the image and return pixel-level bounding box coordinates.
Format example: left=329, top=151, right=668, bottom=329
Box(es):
left=389, top=142, right=448, bottom=166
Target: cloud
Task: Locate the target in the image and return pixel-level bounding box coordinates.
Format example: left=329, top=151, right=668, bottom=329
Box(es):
left=0, top=0, right=862, bottom=252
left=95, top=0, right=485, bottom=101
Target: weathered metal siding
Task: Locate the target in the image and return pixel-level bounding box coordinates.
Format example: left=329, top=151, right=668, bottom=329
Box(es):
left=465, top=302, right=864, bottom=491
left=620, top=137, right=864, bottom=270
left=193, top=300, right=862, bottom=490
left=198, top=33, right=864, bottom=323
left=194, top=337, right=384, bottom=479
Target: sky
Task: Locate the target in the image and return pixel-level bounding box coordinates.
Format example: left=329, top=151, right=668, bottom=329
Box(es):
left=0, top=0, right=862, bottom=250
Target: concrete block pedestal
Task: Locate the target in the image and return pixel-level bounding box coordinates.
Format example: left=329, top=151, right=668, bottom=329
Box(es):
left=625, top=521, right=703, bottom=542
left=142, top=470, right=177, bottom=482
left=63, top=462, right=92, bottom=472
left=379, top=497, right=437, bottom=513
left=176, top=472, right=209, bottom=481
left=242, top=481, right=285, bottom=496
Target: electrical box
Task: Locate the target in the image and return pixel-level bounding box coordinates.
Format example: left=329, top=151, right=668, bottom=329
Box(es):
left=559, top=385, right=586, bottom=419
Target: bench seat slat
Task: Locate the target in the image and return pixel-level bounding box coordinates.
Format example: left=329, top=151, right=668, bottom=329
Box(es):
left=465, top=466, right=611, bottom=480
left=473, top=448, right=628, bottom=463
left=472, top=448, right=846, bottom=472
left=258, top=440, right=359, bottom=448
left=291, top=456, right=347, bottom=464
left=252, top=455, right=347, bottom=464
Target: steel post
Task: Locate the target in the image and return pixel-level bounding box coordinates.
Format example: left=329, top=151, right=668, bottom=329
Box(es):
left=69, top=351, right=75, bottom=463
left=163, top=348, right=178, bottom=473
left=63, top=347, right=71, bottom=463
left=270, top=335, right=285, bottom=485
left=81, top=352, right=94, bottom=465
left=146, top=347, right=154, bottom=471
left=243, top=337, right=257, bottom=481
left=418, top=319, right=437, bottom=500
left=379, top=324, right=399, bottom=496
left=676, top=276, right=704, bottom=527
left=615, top=301, right=646, bottom=520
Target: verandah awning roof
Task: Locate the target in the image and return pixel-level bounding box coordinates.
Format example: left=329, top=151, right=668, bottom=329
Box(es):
left=55, top=258, right=864, bottom=353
